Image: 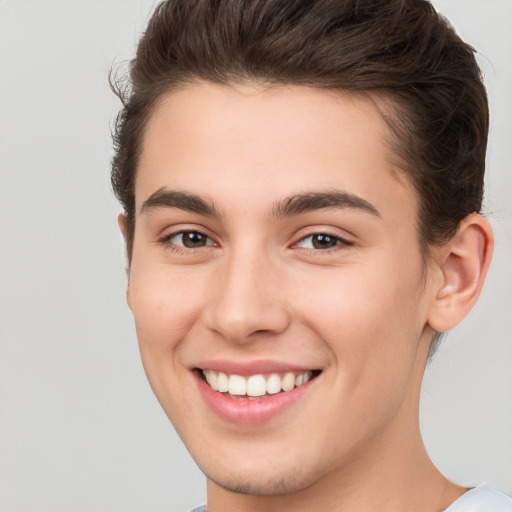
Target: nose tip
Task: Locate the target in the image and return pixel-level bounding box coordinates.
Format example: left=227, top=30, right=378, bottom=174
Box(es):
left=211, top=303, right=288, bottom=342
left=203, top=257, right=291, bottom=343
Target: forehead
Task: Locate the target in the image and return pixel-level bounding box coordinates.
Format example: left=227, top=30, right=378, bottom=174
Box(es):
left=136, top=82, right=417, bottom=220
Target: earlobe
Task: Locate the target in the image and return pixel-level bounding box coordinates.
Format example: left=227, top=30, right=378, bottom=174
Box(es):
left=427, top=214, right=493, bottom=333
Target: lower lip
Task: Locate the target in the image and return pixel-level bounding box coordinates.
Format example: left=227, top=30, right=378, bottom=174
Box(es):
left=194, top=372, right=315, bottom=425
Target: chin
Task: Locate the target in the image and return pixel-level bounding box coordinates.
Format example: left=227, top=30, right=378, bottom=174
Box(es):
left=197, top=455, right=315, bottom=496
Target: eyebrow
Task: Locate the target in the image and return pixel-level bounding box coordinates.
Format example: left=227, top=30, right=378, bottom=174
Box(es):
left=140, top=188, right=380, bottom=219
left=141, top=189, right=220, bottom=217
left=272, top=191, right=380, bottom=219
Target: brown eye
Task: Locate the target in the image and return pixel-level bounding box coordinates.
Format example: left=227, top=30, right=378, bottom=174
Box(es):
left=164, top=230, right=213, bottom=249
left=295, top=233, right=352, bottom=251
left=310, top=234, right=339, bottom=249
left=179, top=231, right=208, bottom=248
left=297, top=234, right=340, bottom=250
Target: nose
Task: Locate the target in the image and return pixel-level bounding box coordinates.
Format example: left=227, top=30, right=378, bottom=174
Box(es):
left=203, top=249, right=291, bottom=344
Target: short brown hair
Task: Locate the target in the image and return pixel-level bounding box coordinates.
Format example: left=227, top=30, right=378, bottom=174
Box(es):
left=111, top=0, right=489, bottom=261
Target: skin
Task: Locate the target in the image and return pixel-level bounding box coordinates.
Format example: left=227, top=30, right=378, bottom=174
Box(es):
left=120, top=82, right=493, bottom=512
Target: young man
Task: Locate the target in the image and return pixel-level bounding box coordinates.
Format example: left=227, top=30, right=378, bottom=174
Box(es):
left=111, top=1, right=512, bottom=510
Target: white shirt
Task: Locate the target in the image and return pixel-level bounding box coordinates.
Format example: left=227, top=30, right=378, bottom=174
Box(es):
left=444, top=484, right=512, bottom=511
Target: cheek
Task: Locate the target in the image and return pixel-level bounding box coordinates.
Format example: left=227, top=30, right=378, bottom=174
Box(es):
left=128, top=264, right=207, bottom=358
left=303, top=266, right=422, bottom=338
left=127, top=265, right=210, bottom=425
left=295, top=256, right=426, bottom=386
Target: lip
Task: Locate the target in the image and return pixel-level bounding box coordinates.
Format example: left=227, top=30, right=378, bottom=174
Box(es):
left=193, top=364, right=320, bottom=425
left=195, top=359, right=317, bottom=376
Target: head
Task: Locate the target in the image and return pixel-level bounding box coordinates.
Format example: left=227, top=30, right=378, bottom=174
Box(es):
left=111, top=0, right=492, bottom=501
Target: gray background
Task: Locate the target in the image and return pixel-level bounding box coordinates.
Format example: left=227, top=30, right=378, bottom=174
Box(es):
left=0, top=1, right=510, bottom=511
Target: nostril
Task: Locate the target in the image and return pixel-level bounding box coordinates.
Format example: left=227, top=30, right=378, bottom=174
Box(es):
left=250, top=329, right=275, bottom=336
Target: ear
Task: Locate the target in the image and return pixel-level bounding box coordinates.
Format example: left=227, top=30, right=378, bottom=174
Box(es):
left=118, top=213, right=128, bottom=239
left=117, top=213, right=133, bottom=310
left=427, top=214, right=493, bottom=333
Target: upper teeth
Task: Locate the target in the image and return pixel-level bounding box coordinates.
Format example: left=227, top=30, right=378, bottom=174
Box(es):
left=202, top=370, right=313, bottom=397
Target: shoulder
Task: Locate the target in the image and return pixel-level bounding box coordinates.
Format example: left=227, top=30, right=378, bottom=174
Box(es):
left=444, top=485, right=512, bottom=512
left=188, top=507, right=206, bottom=512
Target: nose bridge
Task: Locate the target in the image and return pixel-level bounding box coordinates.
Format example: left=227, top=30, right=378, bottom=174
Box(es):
left=205, top=244, right=290, bottom=342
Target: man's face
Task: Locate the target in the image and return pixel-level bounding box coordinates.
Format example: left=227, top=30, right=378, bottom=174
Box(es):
left=126, top=82, right=438, bottom=495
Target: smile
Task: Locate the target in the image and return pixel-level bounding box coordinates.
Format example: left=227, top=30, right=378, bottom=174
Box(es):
left=201, top=369, right=314, bottom=399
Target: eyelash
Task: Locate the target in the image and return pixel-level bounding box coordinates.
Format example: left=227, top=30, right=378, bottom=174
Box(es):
left=158, top=230, right=217, bottom=254
left=293, top=232, right=354, bottom=254
left=158, top=229, right=353, bottom=256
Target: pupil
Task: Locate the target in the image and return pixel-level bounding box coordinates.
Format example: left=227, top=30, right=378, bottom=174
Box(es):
left=183, top=232, right=206, bottom=248
left=312, top=234, right=337, bottom=249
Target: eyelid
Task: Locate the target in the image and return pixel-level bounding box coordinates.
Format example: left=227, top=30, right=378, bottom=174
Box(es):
left=291, top=229, right=355, bottom=253
left=166, top=230, right=216, bottom=246
left=292, top=225, right=354, bottom=243
left=157, top=225, right=219, bottom=251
